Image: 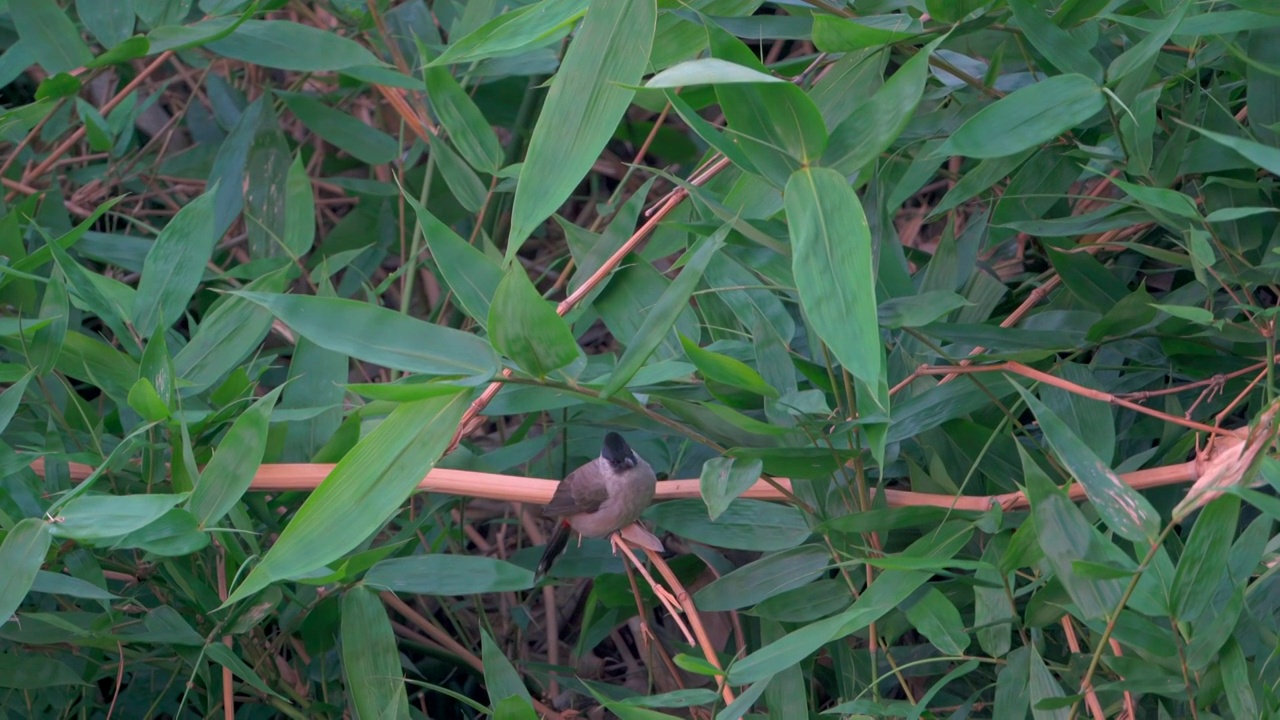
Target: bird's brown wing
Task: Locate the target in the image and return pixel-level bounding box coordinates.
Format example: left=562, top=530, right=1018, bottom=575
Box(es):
left=543, top=465, right=608, bottom=517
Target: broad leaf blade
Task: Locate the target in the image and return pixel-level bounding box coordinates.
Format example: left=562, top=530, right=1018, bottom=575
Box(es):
left=784, top=167, right=883, bottom=404
left=507, top=0, right=656, bottom=257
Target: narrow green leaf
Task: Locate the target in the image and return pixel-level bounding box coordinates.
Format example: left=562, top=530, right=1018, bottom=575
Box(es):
left=205, top=643, right=284, bottom=699
left=1170, top=494, right=1239, bottom=623
left=429, top=0, right=589, bottom=67
left=645, top=58, right=785, bottom=88
left=11, top=0, right=93, bottom=74
left=188, top=386, right=283, bottom=528
left=680, top=334, right=778, bottom=399
left=1014, top=385, right=1158, bottom=543
left=173, top=269, right=286, bottom=394
left=1109, top=176, right=1201, bottom=220
left=1021, top=445, right=1126, bottom=620
left=407, top=195, right=502, bottom=326
left=424, top=66, right=506, bottom=173
left=785, top=167, right=883, bottom=403
left=601, top=229, right=726, bottom=397
left=708, top=22, right=827, bottom=185
left=132, top=186, right=219, bottom=338
left=812, top=15, right=921, bottom=51
left=824, top=37, right=940, bottom=175
left=365, top=555, right=534, bottom=594
left=937, top=74, right=1104, bottom=159
left=30, top=570, right=119, bottom=600
left=225, top=391, right=469, bottom=605
left=341, top=587, right=411, bottom=720
left=877, top=290, right=968, bottom=329
left=1183, top=122, right=1280, bottom=176
left=1008, top=0, right=1103, bottom=80
left=729, top=569, right=930, bottom=685
left=126, top=378, right=169, bottom=422
left=0, top=373, right=32, bottom=445
left=488, top=267, right=581, bottom=378
left=206, top=20, right=382, bottom=71
left=1106, top=0, right=1189, bottom=84
left=1027, top=643, right=1069, bottom=720
left=507, top=0, right=656, bottom=257
left=481, top=626, right=537, bottom=710
left=235, top=292, right=499, bottom=384
left=77, top=0, right=136, bottom=49
left=49, top=494, right=186, bottom=541
left=280, top=94, right=399, bottom=165
left=646, top=499, right=809, bottom=552
left=694, top=544, right=829, bottom=611
left=0, top=518, right=52, bottom=625
left=698, top=456, right=764, bottom=522
left=902, top=587, right=970, bottom=655
left=282, top=153, right=315, bottom=257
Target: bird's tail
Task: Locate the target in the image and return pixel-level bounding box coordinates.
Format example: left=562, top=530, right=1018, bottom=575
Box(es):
left=535, top=521, right=572, bottom=580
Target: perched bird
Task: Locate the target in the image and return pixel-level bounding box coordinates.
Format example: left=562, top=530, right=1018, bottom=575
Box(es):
left=535, top=432, right=657, bottom=579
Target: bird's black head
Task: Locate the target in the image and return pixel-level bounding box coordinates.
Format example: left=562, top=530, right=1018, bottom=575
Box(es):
left=601, top=432, right=637, bottom=471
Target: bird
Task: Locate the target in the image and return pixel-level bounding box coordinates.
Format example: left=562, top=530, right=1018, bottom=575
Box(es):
left=535, top=432, right=657, bottom=579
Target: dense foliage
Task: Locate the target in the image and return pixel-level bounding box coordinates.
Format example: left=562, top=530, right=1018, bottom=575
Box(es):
left=3, top=0, right=1280, bottom=718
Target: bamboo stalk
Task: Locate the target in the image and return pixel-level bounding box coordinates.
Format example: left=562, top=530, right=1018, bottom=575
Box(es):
left=28, top=456, right=1202, bottom=512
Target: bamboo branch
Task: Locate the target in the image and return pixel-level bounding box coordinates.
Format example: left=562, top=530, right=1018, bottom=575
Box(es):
left=29, top=453, right=1205, bottom=513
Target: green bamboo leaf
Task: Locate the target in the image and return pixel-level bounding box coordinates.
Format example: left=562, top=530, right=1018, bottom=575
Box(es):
left=11, top=0, right=93, bottom=74
left=174, top=268, right=287, bottom=394
left=936, top=74, right=1105, bottom=159
left=187, top=386, right=284, bottom=528
left=1183, top=122, right=1280, bottom=175
left=645, top=58, right=785, bottom=88
left=132, top=186, right=219, bottom=338
left=694, top=544, right=829, bottom=611
left=432, top=137, right=488, bottom=212
left=784, top=167, right=883, bottom=404
left=77, top=0, right=135, bottom=49
left=429, top=0, right=589, bottom=67
left=646, top=499, right=808, bottom=552
left=224, top=391, right=469, bottom=605
left=707, top=21, right=826, bottom=186
left=206, top=20, right=382, bottom=71
left=488, top=266, right=581, bottom=378
left=679, top=334, right=777, bottom=399
left=0, top=518, right=52, bottom=626
left=364, top=555, right=534, bottom=594
left=902, top=586, right=970, bottom=655
left=235, top=292, right=499, bottom=385
left=50, top=494, right=187, bottom=541
left=1021, top=446, right=1126, bottom=620
left=29, top=570, right=119, bottom=600
left=1013, top=385, right=1158, bottom=544
left=282, top=153, right=315, bottom=257
left=280, top=93, right=399, bottom=165
left=1008, top=0, right=1103, bottom=81
left=507, top=0, right=656, bottom=258
left=341, top=587, right=411, bottom=720
left=600, top=229, right=726, bottom=398
left=424, top=66, right=503, bottom=173
left=729, top=568, right=931, bottom=685
left=698, top=456, right=764, bottom=522
left=1106, top=0, right=1188, bottom=84
left=1109, top=176, right=1201, bottom=220
left=406, top=195, right=502, bottom=326
left=1170, top=494, right=1239, bottom=623
left=812, top=15, right=922, bottom=51
left=1027, top=643, right=1069, bottom=720
left=481, top=626, right=537, bottom=712
left=824, top=37, right=941, bottom=175
left=877, top=290, right=969, bottom=329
